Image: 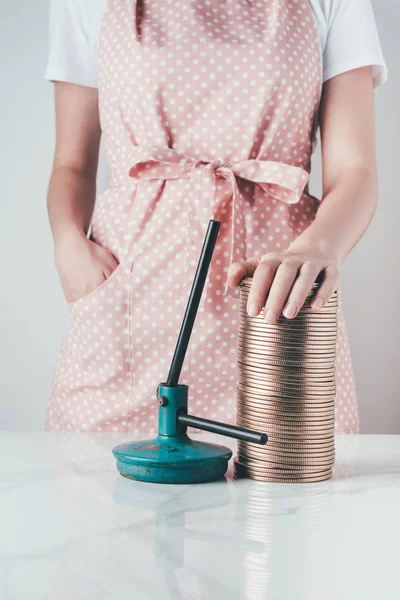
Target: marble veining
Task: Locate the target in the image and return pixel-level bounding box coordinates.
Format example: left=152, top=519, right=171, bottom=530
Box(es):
left=1, top=432, right=399, bottom=599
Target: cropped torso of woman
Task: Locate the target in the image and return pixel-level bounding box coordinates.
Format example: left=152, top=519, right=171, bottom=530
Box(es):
left=44, top=0, right=387, bottom=434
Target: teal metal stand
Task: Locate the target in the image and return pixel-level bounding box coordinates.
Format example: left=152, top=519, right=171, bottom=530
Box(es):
left=112, top=220, right=268, bottom=484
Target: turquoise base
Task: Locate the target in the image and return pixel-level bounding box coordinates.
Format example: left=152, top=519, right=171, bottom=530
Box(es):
left=112, top=434, right=233, bottom=484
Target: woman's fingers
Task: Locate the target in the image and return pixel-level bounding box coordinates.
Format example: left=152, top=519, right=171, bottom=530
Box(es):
left=311, top=265, right=341, bottom=309
left=246, top=256, right=281, bottom=316
left=227, top=252, right=341, bottom=320
left=282, top=261, right=321, bottom=319
left=262, top=259, right=300, bottom=322
left=227, top=257, right=260, bottom=288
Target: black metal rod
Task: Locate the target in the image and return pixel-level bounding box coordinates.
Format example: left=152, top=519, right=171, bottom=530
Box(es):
left=166, top=219, right=221, bottom=387
left=177, top=413, right=268, bottom=445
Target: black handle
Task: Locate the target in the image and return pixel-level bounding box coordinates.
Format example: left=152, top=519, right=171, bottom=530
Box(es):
left=166, top=219, right=221, bottom=387
left=177, top=413, right=268, bottom=445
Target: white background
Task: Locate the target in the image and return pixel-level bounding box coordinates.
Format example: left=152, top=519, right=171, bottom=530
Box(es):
left=0, top=0, right=398, bottom=432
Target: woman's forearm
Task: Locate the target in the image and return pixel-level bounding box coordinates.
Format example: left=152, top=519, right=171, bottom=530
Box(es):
left=47, top=165, right=96, bottom=247
left=288, top=165, right=378, bottom=265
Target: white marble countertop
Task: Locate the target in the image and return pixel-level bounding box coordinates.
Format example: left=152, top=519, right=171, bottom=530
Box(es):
left=1, top=432, right=399, bottom=600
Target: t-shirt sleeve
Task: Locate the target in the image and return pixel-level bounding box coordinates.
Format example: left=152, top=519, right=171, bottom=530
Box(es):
left=44, top=0, right=98, bottom=88
left=323, top=0, right=388, bottom=89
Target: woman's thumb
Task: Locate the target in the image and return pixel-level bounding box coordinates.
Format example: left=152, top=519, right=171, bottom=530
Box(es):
left=227, top=257, right=259, bottom=287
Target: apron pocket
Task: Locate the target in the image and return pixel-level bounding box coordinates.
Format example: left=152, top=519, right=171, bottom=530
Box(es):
left=64, top=259, right=134, bottom=402
left=67, top=260, right=126, bottom=310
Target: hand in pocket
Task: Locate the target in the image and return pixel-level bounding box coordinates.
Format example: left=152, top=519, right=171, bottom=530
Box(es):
left=54, top=232, right=120, bottom=304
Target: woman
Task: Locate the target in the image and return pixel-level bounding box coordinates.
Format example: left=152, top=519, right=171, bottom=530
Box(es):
left=44, top=0, right=387, bottom=434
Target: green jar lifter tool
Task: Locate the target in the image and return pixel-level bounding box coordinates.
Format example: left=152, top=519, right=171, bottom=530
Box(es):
left=112, top=219, right=268, bottom=484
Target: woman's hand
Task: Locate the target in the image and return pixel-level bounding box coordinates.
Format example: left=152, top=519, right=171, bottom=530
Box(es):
left=54, top=230, right=119, bottom=304
left=226, top=249, right=340, bottom=322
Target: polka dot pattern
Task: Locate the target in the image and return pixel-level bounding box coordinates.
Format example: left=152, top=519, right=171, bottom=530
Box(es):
left=45, top=0, right=360, bottom=434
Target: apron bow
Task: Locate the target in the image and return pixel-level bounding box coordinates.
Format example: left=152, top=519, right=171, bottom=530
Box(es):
left=128, top=146, right=309, bottom=307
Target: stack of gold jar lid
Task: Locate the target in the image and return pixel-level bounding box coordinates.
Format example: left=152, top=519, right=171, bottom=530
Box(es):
left=234, top=277, right=338, bottom=483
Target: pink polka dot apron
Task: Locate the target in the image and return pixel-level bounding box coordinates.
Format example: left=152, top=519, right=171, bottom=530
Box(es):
left=46, top=0, right=360, bottom=434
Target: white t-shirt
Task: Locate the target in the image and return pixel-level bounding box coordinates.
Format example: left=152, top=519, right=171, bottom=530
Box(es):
left=44, top=0, right=388, bottom=91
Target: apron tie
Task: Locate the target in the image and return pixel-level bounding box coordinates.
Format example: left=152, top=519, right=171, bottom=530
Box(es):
left=128, top=146, right=309, bottom=307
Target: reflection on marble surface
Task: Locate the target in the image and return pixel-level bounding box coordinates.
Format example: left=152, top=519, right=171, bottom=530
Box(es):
left=0, top=432, right=399, bottom=599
